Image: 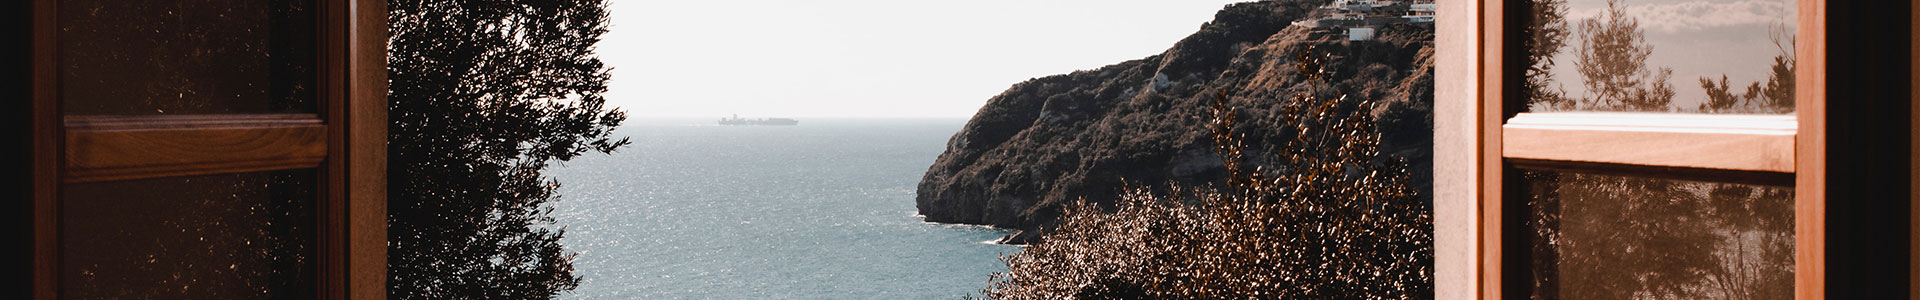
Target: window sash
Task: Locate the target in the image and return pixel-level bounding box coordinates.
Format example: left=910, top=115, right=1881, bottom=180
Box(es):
left=1502, top=112, right=1796, bottom=173
left=1442, top=0, right=1830, bottom=299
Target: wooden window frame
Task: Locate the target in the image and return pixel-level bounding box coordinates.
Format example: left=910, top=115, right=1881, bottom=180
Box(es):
left=26, top=0, right=387, bottom=299
left=1439, top=0, right=1915, bottom=299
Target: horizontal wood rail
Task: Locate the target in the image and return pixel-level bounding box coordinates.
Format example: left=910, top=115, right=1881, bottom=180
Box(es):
left=64, top=114, right=328, bottom=183
left=1503, top=112, right=1797, bottom=173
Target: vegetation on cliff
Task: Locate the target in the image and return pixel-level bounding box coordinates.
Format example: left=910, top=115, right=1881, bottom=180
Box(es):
left=916, top=0, right=1435, bottom=240
left=979, top=49, right=1432, bottom=299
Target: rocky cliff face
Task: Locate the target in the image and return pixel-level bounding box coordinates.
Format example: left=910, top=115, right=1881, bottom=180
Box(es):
left=917, top=0, right=1434, bottom=235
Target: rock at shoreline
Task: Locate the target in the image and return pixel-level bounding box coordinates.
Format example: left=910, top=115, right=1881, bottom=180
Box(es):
left=917, top=0, right=1434, bottom=240
left=996, top=229, right=1044, bottom=245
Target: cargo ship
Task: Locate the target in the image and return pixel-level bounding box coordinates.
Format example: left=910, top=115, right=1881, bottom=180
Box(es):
left=718, top=114, right=798, bottom=126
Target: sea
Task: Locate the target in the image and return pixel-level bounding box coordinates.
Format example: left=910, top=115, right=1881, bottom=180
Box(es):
left=546, top=118, right=1018, bottom=299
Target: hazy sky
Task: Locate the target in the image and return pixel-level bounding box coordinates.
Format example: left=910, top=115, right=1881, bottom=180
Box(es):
left=598, top=0, right=1247, bottom=119
left=1548, top=0, right=1796, bottom=111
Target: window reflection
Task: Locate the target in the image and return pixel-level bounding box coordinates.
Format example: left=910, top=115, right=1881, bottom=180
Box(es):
left=1523, top=171, right=1793, bottom=299
left=61, top=170, right=316, bottom=299
left=1522, top=0, right=1796, bottom=114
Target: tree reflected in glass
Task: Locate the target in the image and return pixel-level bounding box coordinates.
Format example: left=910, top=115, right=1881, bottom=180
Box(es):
left=1523, top=0, right=1794, bottom=114
left=1525, top=171, right=1793, bottom=300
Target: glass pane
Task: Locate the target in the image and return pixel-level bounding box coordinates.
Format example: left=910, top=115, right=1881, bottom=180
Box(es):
left=1523, top=171, right=1793, bottom=299
left=60, top=0, right=317, bottom=115
left=1521, top=0, right=1796, bottom=114
left=61, top=170, right=317, bottom=299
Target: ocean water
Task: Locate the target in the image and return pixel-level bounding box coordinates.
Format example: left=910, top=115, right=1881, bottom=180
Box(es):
left=546, top=118, right=1017, bottom=299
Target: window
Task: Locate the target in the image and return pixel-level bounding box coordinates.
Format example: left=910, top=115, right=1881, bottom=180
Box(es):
left=1436, top=0, right=1914, bottom=299
left=21, top=0, right=387, bottom=299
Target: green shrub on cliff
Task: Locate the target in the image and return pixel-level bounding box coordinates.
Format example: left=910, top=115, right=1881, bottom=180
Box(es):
left=980, top=49, right=1433, bottom=299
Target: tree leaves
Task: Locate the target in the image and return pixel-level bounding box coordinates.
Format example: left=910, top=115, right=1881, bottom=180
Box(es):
left=387, top=0, right=627, bottom=298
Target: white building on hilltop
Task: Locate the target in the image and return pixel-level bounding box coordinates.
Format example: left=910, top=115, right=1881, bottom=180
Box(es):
left=1334, top=0, right=1393, bottom=12
left=1348, top=27, right=1377, bottom=41
left=1405, top=2, right=1437, bottom=23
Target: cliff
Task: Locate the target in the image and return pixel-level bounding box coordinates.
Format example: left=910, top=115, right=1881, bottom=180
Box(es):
left=916, top=0, right=1434, bottom=239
